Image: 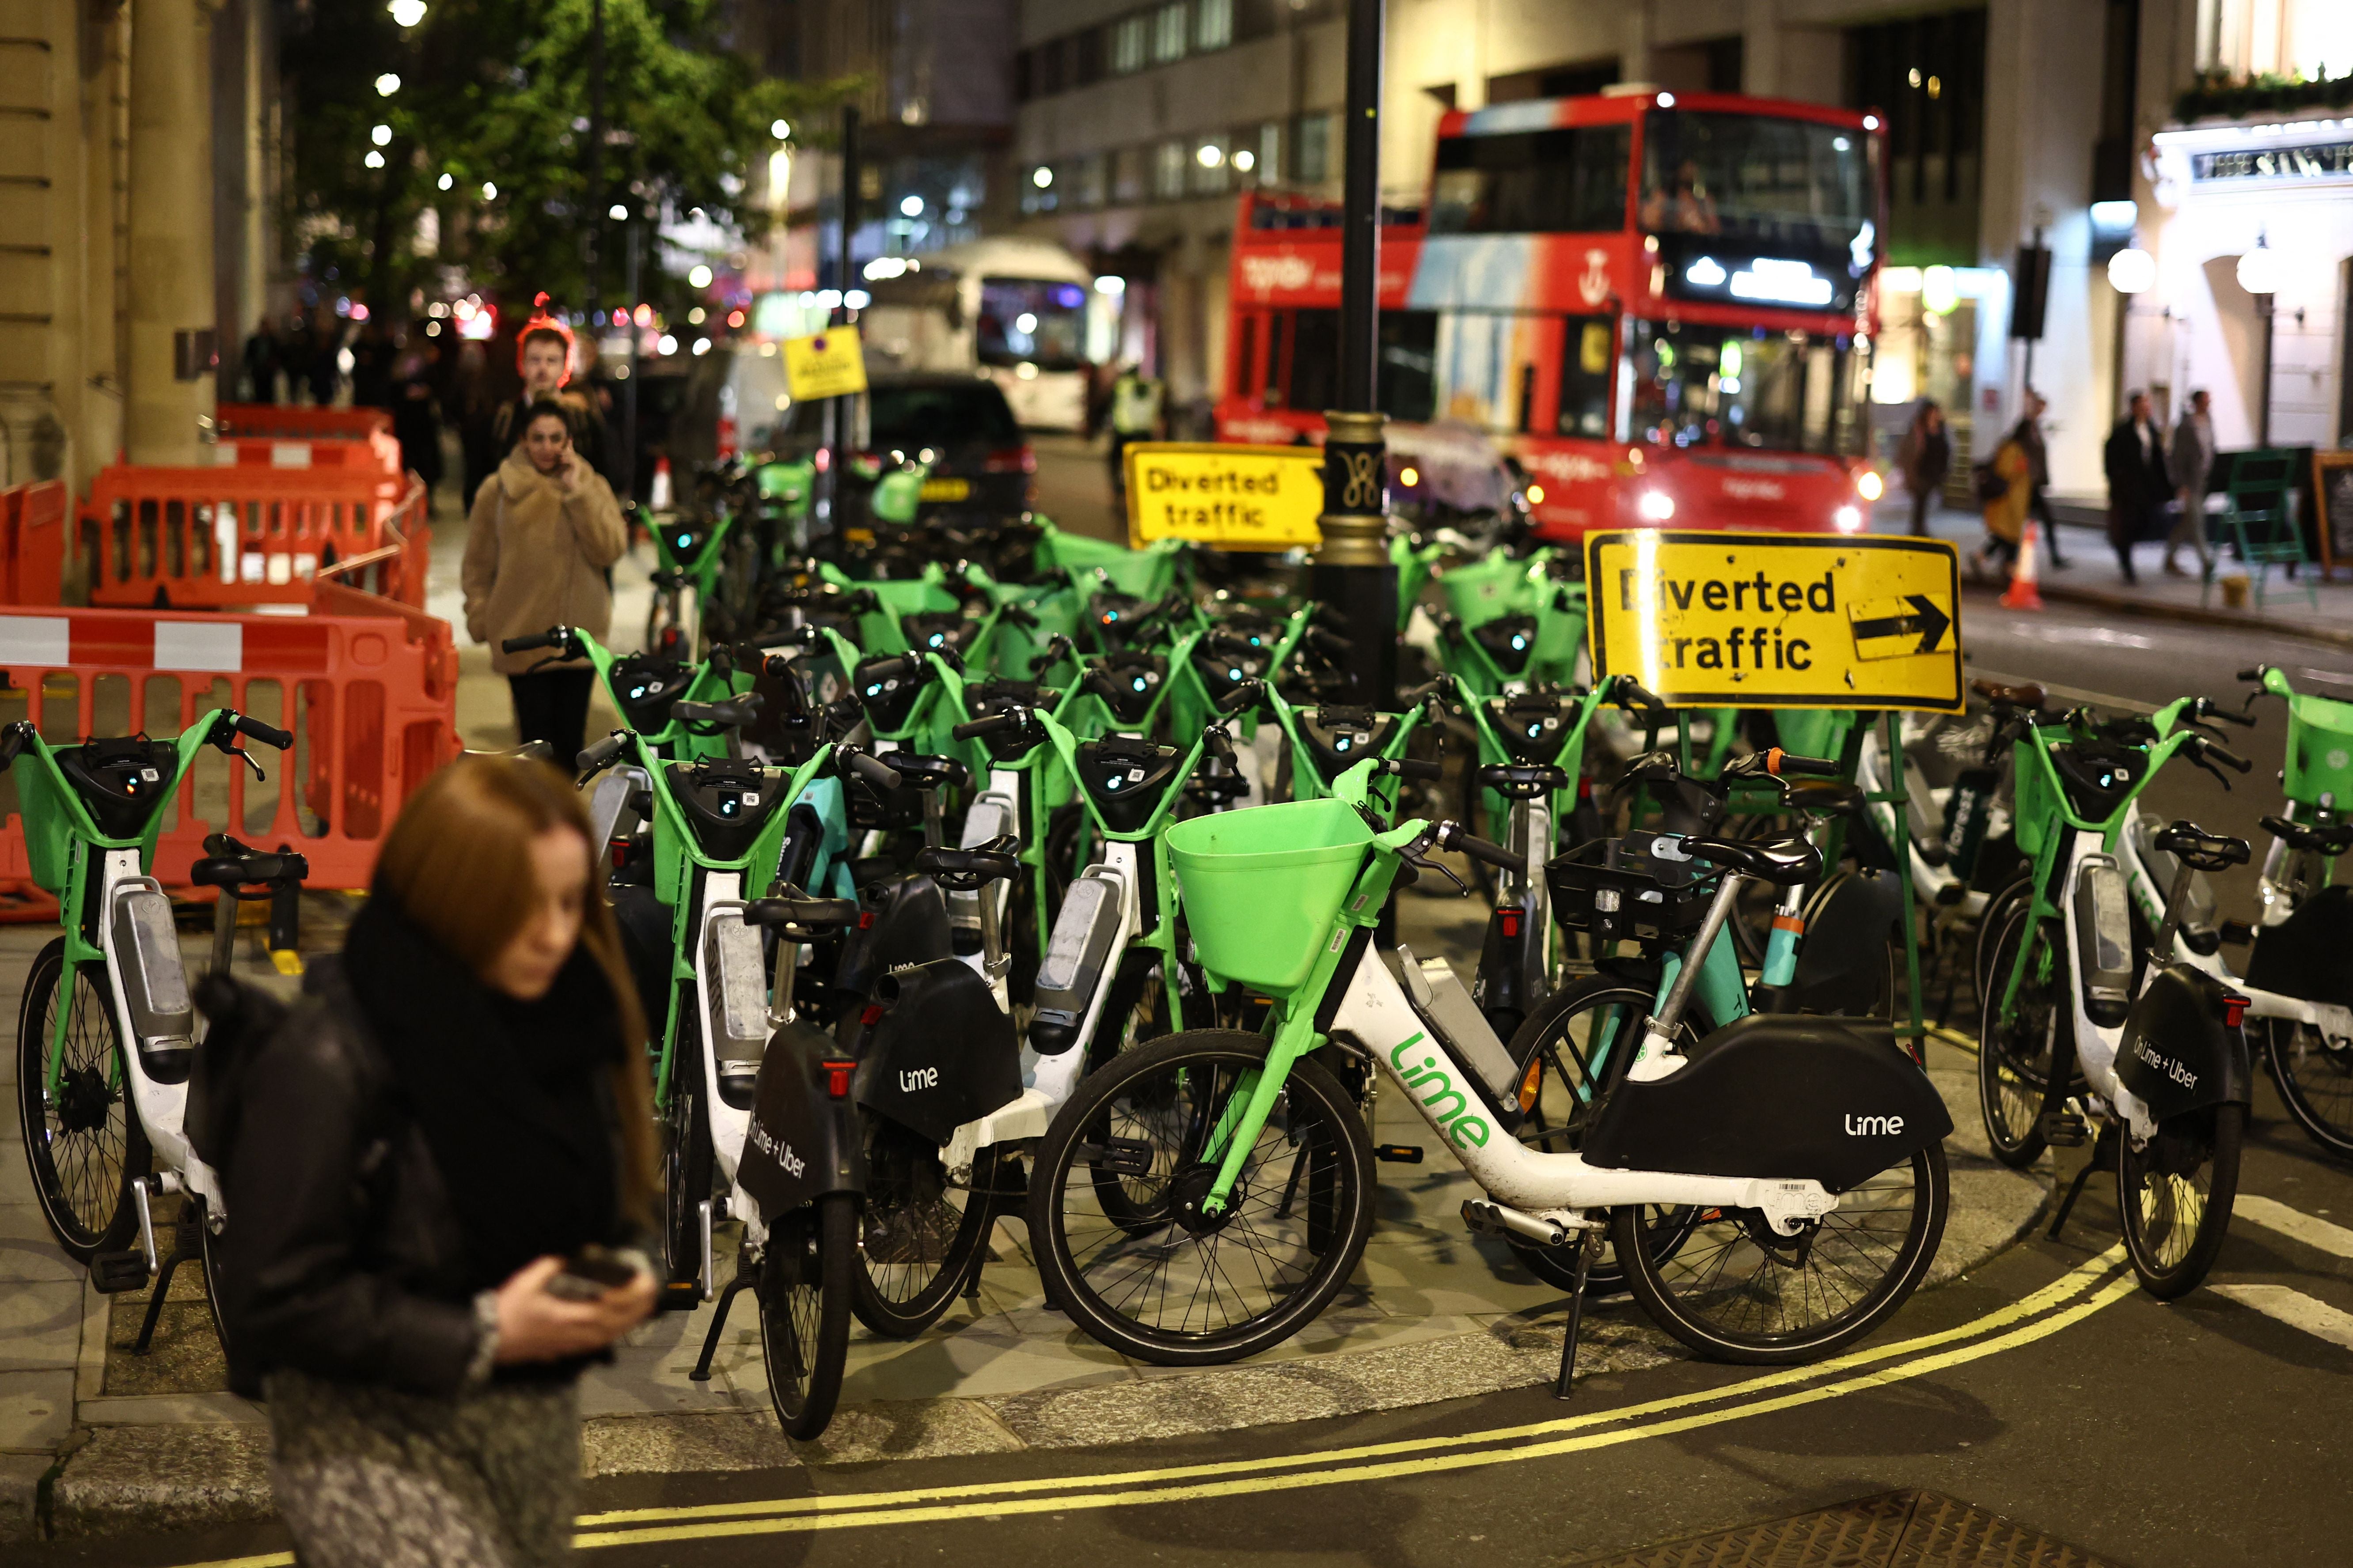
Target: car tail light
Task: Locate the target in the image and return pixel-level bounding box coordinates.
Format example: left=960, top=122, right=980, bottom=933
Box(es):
left=984, top=447, right=1037, bottom=474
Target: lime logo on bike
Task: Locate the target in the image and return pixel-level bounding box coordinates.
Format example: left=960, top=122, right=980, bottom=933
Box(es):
left=1387, top=1030, right=1492, bottom=1150
left=1586, top=530, right=1963, bottom=711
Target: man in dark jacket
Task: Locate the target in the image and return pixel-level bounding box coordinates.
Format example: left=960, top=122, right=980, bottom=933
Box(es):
left=480, top=324, right=614, bottom=487
left=2103, top=390, right=2169, bottom=584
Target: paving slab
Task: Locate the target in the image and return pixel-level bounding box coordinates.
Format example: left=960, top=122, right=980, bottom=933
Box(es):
left=0, top=1369, right=73, bottom=1453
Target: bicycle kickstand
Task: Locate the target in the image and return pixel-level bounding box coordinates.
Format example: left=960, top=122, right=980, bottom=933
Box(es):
left=690, top=1262, right=760, bottom=1383
left=132, top=1208, right=204, bottom=1355
left=1553, top=1229, right=1596, bottom=1401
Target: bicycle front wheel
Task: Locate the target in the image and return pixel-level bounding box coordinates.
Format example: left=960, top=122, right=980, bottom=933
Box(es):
left=1029, top=1030, right=1375, bottom=1366
left=16, top=939, right=147, bottom=1261
left=1616, top=1142, right=1949, bottom=1365
left=2266, top=1019, right=2353, bottom=1159
left=658, top=1014, right=713, bottom=1298
left=2118, top=1103, right=2243, bottom=1300
left=760, top=1192, right=857, bottom=1439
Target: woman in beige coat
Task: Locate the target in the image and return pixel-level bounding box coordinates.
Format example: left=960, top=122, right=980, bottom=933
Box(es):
left=461, top=401, right=628, bottom=759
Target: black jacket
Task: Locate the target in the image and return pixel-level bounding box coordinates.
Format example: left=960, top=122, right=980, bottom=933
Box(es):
left=2103, top=417, right=2169, bottom=515
left=218, top=964, right=483, bottom=1399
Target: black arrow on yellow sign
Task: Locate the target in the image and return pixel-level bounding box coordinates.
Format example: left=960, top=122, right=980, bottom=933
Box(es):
left=1849, top=594, right=1952, bottom=659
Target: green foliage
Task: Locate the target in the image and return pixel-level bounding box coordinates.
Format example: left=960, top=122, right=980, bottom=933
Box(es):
left=283, top=0, right=858, bottom=311
left=2174, top=68, right=2353, bottom=125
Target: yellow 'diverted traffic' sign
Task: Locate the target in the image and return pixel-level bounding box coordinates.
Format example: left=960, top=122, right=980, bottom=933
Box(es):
left=1124, top=443, right=1324, bottom=551
left=782, top=325, right=869, bottom=401
left=1586, top=530, right=1963, bottom=711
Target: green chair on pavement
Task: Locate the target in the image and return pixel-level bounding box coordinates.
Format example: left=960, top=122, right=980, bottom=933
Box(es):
left=2202, top=449, right=2317, bottom=613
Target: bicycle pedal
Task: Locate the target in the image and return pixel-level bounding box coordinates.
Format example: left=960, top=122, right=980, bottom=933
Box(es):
left=2040, top=1110, right=2089, bottom=1148
left=1076, top=1137, right=1153, bottom=1177
left=269, top=948, right=304, bottom=977
left=1374, top=1144, right=1424, bottom=1165
left=91, top=1251, right=151, bottom=1294
left=656, top=1279, right=703, bottom=1314
left=2219, top=919, right=2254, bottom=947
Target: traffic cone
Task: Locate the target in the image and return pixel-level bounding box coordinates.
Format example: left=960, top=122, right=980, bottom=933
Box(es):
left=2001, top=520, right=2045, bottom=611
left=650, top=455, right=673, bottom=511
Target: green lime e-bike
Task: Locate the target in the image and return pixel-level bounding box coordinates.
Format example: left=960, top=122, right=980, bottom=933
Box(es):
left=1028, top=761, right=1950, bottom=1383
left=8, top=708, right=304, bottom=1345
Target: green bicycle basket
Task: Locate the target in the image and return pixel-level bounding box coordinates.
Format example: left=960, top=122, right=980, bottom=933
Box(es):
left=1167, top=798, right=1371, bottom=995
left=2285, top=689, right=2353, bottom=807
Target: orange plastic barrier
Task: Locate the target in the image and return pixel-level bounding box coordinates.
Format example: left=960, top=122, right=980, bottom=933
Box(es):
left=0, top=587, right=462, bottom=915
left=216, top=430, right=404, bottom=478
left=214, top=404, right=394, bottom=441
left=0, top=481, right=67, bottom=606
left=77, top=466, right=429, bottom=610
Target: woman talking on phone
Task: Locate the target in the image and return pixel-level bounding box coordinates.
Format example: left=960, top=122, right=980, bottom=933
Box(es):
left=462, top=398, right=628, bottom=760
left=221, top=756, right=659, bottom=1568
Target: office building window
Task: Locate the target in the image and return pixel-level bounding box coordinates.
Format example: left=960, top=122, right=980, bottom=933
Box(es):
left=1112, top=15, right=1148, bottom=75
left=1153, top=3, right=1189, bottom=64
left=1256, top=121, right=1281, bottom=184
left=1156, top=139, right=1190, bottom=199
left=1195, top=0, right=1233, bottom=51
left=1295, top=111, right=1333, bottom=183
left=1114, top=145, right=1148, bottom=204
left=1075, top=152, right=1109, bottom=208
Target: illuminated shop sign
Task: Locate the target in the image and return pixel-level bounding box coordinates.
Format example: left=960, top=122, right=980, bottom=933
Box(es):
left=2190, top=140, right=2353, bottom=182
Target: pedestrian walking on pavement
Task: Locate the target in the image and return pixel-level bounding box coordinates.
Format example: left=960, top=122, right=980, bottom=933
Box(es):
left=1107, top=362, right=1164, bottom=497
left=1897, top=398, right=1951, bottom=535
left=220, top=754, right=659, bottom=1568
left=2167, top=388, right=2216, bottom=577
left=482, top=323, right=615, bottom=487
left=463, top=401, right=628, bottom=759
left=306, top=307, right=345, bottom=408
left=1974, top=425, right=2032, bottom=583
left=241, top=316, right=282, bottom=404
left=2011, top=389, right=2069, bottom=568
left=2103, top=390, right=2170, bottom=585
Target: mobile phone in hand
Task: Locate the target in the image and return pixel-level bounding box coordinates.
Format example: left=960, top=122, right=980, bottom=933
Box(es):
left=544, top=1246, right=642, bottom=1302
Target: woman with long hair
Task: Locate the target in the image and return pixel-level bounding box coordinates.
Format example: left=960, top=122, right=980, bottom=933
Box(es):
left=222, top=755, right=658, bottom=1568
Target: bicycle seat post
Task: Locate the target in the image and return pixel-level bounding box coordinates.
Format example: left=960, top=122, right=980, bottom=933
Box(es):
left=209, top=887, right=238, bottom=980
left=1635, top=872, right=1746, bottom=1077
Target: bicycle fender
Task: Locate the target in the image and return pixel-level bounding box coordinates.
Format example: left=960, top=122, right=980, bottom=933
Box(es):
left=1786, top=870, right=1904, bottom=1017
left=2114, top=964, right=2253, bottom=1119
left=2243, top=885, right=2353, bottom=1011
left=854, top=958, right=1022, bottom=1144
left=740, top=1020, right=866, bottom=1218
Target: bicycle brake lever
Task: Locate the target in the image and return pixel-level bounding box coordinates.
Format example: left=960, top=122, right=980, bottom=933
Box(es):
left=1401, top=847, right=1469, bottom=895
left=229, top=746, right=265, bottom=783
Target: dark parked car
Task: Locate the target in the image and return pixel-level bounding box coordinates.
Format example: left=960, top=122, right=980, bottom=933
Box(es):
left=865, top=374, right=1036, bottom=521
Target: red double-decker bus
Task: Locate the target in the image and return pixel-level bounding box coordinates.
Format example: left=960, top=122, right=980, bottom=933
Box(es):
left=1217, top=90, right=1886, bottom=539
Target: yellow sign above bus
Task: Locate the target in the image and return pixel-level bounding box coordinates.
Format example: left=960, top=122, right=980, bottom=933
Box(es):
left=1124, top=443, right=1324, bottom=552
left=1586, top=530, right=1963, bottom=712
left=782, top=326, right=869, bottom=401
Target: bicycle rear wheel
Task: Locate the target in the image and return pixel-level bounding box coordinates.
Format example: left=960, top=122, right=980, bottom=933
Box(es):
left=2266, top=1020, right=2353, bottom=1159
left=1617, top=1142, right=1947, bottom=1364
left=16, top=939, right=146, bottom=1261
left=853, top=1119, right=992, bottom=1337
left=1977, top=904, right=2060, bottom=1169
left=2118, top=1103, right=2243, bottom=1300
left=1029, top=1030, right=1375, bottom=1366
left=658, top=1014, right=713, bottom=1300
left=760, top=1192, right=857, bottom=1439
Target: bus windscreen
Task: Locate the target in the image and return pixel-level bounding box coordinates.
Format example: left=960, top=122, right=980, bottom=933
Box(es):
left=1629, top=321, right=1865, bottom=458
left=976, top=278, right=1090, bottom=372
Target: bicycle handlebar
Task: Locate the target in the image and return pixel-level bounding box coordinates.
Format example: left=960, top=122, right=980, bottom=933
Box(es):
left=576, top=731, right=630, bottom=775
left=951, top=711, right=1022, bottom=741
left=0, top=722, right=29, bottom=772
left=839, top=747, right=903, bottom=792
left=2192, top=735, right=2253, bottom=773
left=501, top=628, right=569, bottom=655
left=1610, top=676, right=1666, bottom=714
left=1203, top=723, right=1236, bottom=764
left=235, top=714, right=294, bottom=750
left=1437, top=822, right=1521, bottom=870
left=1214, top=677, right=1266, bottom=715
left=1377, top=757, right=1443, bottom=782
left=1758, top=748, right=1841, bottom=778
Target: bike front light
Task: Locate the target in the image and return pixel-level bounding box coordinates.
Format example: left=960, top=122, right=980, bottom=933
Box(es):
left=1636, top=489, right=1675, bottom=523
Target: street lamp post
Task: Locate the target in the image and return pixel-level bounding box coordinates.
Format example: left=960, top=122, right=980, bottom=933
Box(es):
left=816, top=104, right=861, bottom=539
left=1310, top=0, right=1395, bottom=707
left=2237, top=238, right=2284, bottom=449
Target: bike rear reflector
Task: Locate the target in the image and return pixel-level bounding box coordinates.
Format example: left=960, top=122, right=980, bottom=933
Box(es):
left=1499, top=909, right=1522, bottom=939
left=2222, top=995, right=2250, bottom=1028
left=859, top=1003, right=885, bottom=1027
left=822, top=1059, right=856, bottom=1098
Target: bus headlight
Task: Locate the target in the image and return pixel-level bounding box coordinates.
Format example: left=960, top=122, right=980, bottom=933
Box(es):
left=1833, top=504, right=1864, bottom=533
left=1636, top=490, right=1675, bottom=522
left=1856, top=470, right=1884, bottom=501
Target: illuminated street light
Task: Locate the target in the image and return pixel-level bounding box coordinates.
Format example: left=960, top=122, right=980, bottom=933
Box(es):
left=771, top=119, right=790, bottom=139
left=1196, top=143, right=1223, bottom=168
left=608, top=203, right=628, bottom=220
left=2107, top=247, right=2155, bottom=294
left=364, top=151, right=386, bottom=169
left=375, top=73, right=401, bottom=96
left=1032, top=166, right=1053, bottom=189
left=389, top=0, right=427, bottom=24
left=1234, top=149, right=1256, bottom=172
left=2236, top=239, right=2285, bottom=298
left=371, top=123, right=392, bottom=146
left=657, top=333, right=678, bottom=355
left=437, top=172, right=453, bottom=190
left=481, top=181, right=497, bottom=199
left=1921, top=264, right=1959, bottom=315
left=900, top=194, right=923, bottom=217
left=688, top=264, right=713, bottom=288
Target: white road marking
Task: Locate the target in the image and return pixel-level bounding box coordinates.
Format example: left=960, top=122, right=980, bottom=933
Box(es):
left=2236, top=1194, right=2353, bottom=1261
left=1992, top=624, right=2157, bottom=650
left=2213, top=1284, right=2353, bottom=1350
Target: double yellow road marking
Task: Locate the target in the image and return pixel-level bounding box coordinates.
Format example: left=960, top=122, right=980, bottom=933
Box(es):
left=181, top=1247, right=2132, bottom=1566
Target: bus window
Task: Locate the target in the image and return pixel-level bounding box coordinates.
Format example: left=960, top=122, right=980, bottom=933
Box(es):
left=976, top=278, right=1091, bottom=371
left=1428, top=125, right=1632, bottom=235
left=1291, top=309, right=1340, bottom=414
left=1639, top=110, right=1870, bottom=251
left=1378, top=311, right=1436, bottom=423
left=1628, top=320, right=1862, bottom=456
left=1557, top=316, right=1612, bottom=438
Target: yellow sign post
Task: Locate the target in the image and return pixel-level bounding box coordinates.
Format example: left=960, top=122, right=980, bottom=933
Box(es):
left=1585, top=530, right=1963, bottom=711
left=782, top=326, right=869, bottom=402
left=1124, top=443, right=1325, bottom=551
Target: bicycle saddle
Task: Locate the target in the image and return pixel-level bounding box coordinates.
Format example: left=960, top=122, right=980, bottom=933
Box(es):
left=1476, top=762, right=1569, bottom=800
left=1970, top=678, right=2046, bottom=709
left=2261, top=814, right=2353, bottom=856
left=744, top=889, right=862, bottom=936
left=191, top=833, right=308, bottom=890
left=2156, top=820, right=2253, bottom=872
left=879, top=752, right=971, bottom=792
left=1685, top=834, right=1822, bottom=886
left=915, top=836, right=1021, bottom=890
left=672, top=693, right=764, bottom=730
